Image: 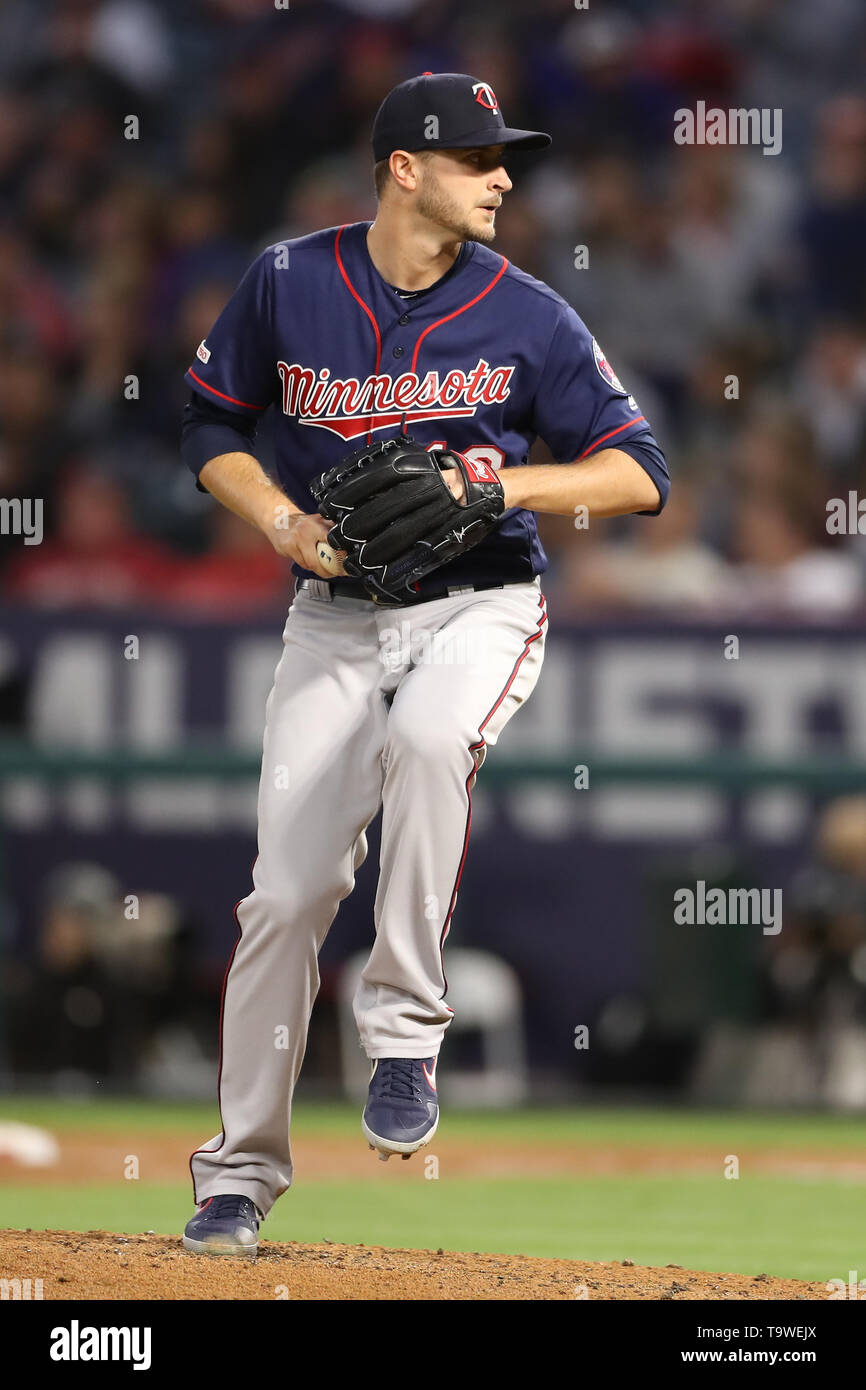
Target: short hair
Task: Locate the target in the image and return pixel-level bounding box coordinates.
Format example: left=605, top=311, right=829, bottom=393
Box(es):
left=374, top=158, right=391, bottom=200
left=374, top=149, right=435, bottom=200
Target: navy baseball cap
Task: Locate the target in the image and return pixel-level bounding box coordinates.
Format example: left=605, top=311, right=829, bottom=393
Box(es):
left=372, top=72, right=551, bottom=161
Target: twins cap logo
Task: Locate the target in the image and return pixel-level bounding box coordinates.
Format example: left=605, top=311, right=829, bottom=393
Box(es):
left=592, top=338, right=627, bottom=394
left=472, top=81, right=498, bottom=112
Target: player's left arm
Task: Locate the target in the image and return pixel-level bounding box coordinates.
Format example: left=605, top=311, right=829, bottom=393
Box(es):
left=507, top=302, right=670, bottom=520
left=443, top=445, right=659, bottom=516
left=495, top=445, right=660, bottom=518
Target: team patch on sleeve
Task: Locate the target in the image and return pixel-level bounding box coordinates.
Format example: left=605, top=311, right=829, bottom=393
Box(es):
left=592, top=338, right=627, bottom=394
left=196, top=340, right=211, bottom=364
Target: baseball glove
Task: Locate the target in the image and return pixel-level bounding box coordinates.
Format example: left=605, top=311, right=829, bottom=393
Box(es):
left=309, top=435, right=505, bottom=604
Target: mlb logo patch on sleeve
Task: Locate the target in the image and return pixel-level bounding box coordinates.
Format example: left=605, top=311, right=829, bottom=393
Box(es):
left=592, top=338, right=627, bottom=394
left=197, top=340, right=211, bottom=364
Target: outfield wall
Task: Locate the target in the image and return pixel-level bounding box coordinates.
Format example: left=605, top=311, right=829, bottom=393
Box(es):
left=1, top=606, right=864, bottom=1081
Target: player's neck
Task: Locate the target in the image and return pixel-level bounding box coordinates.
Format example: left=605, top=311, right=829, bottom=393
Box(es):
left=366, top=212, right=462, bottom=293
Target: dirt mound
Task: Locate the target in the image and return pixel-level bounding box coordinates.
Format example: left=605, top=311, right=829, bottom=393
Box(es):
left=0, top=1229, right=827, bottom=1300
left=2, top=1128, right=864, bottom=1185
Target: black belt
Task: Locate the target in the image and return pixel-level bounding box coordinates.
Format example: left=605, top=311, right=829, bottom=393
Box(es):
left=296, top=576, right=510, bottom=606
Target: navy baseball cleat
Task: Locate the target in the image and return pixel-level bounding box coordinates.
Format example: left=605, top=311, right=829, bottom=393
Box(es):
left=362, top=1057, right=439, bottom=1161
left=182, top=1194, right=262, bottom=1258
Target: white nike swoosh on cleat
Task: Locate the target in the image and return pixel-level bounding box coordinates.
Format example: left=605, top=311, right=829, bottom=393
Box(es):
left=422, top=1060, right=437, bottom=1091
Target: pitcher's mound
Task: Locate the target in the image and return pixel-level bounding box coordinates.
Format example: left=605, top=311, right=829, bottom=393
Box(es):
left=0, top=1229, right=827, bottom=1300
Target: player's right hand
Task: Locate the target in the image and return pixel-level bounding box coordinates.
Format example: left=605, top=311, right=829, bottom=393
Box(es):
left=267, top=510, right=347, bottom=578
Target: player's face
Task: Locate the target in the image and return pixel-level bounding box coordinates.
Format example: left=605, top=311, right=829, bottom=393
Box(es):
left=415, top=146, right=512, bottom=244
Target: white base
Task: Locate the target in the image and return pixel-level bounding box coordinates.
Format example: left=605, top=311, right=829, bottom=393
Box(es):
left=361, top=1111, right=439, bottom=1157
left=182, top=1234, right=258, bottom=1260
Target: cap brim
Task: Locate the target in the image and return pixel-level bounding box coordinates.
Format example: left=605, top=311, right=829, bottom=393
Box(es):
left=447, top=126, right=551, bottom=151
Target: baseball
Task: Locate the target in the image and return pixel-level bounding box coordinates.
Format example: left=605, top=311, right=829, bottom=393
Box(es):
left=317, top=540, right=347, bottom=576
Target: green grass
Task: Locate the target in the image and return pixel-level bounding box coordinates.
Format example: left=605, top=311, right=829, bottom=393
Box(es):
left=3, top=1095, right=866, bottom=1150
left=0, top=1096, right=221, bottom=1134
left=0, top=1176, right=861, bottom=1281
left=1, top=1096, right=864, bottom=1280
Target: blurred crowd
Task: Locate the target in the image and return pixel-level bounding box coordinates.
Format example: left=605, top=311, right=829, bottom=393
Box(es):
left=691, top=795, right=866, bottom=1108
left=1, top=0, right=866, bottom=619
left=1, top=861, right=219, bottom=1091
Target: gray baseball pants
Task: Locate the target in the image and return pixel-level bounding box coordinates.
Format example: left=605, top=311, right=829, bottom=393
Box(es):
left=190, top=575, right=547, bottom=1215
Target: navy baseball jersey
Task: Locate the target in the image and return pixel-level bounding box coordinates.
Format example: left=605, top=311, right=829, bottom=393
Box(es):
left=182, top=220, right=669, bottom=589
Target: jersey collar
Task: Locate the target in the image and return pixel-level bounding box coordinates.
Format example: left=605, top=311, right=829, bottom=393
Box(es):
left=358, top=220, right=477, bottom=303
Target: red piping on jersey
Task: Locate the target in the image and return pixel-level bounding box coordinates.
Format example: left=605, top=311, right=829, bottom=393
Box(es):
left=409, top=257, right=509, bottom=376
left=335, top=226, right=508, bottom=441
left=187, top=369, right=265, bottom=412
left=334, top=224, right=383, bottom=443
left=578, top=416, right=646, bottom=458
left=437, top=590, right=548, bottom=998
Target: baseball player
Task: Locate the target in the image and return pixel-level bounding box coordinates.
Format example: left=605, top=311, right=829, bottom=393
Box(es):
left=180, top=73, right=669, bottom=1257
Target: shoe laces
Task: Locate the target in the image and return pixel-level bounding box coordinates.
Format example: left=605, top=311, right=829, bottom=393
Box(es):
left=205, top=1194, right=260, bottom=1221
left=376, top=1058, right=423, bottom=1101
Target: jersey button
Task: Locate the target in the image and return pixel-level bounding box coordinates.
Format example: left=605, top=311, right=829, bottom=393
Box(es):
left=398, top=314, right=410, bottom=325
left=392, top=345, right=405, bottom=358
